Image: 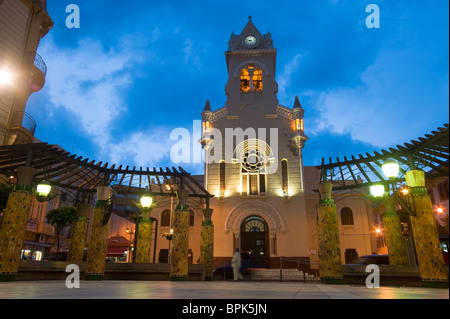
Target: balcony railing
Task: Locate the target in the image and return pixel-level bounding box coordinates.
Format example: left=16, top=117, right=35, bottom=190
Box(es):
left=11, top=111, right=36, bottom=136
left=25, top=51, right=47, bottom=77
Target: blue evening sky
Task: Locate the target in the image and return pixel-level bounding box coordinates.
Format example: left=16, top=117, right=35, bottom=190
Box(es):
left=27, top=0, right=449, bottom=175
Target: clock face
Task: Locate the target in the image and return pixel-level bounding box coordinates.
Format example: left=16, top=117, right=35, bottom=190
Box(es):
left=244, top=35, right=257, bottom=47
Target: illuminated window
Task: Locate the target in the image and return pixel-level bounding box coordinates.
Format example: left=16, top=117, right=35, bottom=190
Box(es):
left=295, top=118, right=304, bottom=132
left=253, top=69, right=263, bottom=91
left=243, top=217, right=265, bottom=232
left=202, top=121, right=210, bottom=134
left=241, top=69, right=251, bottom=92
left=240, top=66, right=263, bottom=92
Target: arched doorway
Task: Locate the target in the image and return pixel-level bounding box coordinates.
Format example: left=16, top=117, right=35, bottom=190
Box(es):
left=240, top=216, right=269, bottom=268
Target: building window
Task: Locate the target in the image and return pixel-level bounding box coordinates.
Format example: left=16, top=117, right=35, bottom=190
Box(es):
left=281, top=159, right=288, bottom=196
left=241, top=69, right=251, bottom=92
left=344, top=249, right=359, bottom=264
left=160, top=210, right=171, bottom=227
left=438, top=180, right=449, bottom=201
left=341, top=207, right=354, bottom=225
left=241, top=147, right=266, bottom=196
left=240, top=65, right=263, bottom=92
left=189, top=210, right=195, bottom=227
left=243, top=217, right=265, bottom=232
left=219, top=161, right=226, bottom=196
left=252, top=69, right=263, bottom=91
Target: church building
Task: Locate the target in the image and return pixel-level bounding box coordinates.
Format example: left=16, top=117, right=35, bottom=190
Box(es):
left=171, top=17, right=376, bottom=271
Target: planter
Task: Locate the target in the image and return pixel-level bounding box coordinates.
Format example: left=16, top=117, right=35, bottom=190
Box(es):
left=405, top=170, right=425, bottom=188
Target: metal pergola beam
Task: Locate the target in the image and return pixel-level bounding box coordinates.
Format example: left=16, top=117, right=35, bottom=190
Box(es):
left=315, top=124, right=449, bottom=191
left=0, top=143, right=213, bottom=205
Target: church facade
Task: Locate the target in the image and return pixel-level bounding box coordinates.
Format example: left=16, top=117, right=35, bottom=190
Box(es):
left=107, top=18, right=380, bottom=272
left=194, top=18, right=376, bottom=270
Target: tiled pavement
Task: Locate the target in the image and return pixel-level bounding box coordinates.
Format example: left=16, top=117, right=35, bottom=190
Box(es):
left=0, top=280, right=448, bottom=299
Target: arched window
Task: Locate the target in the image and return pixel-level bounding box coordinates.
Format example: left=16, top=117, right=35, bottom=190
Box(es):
left=219, top=161, right=226, bottom=196
left=240, top=69, right=251, bottom=92
left=253, top=69, right=263, bottom=91
left=160, top=210, right=171, bottom=227
left=240, top=65, right=263, bottom=92
left=189, top=210, right=195, bottom=227
left=243, top=217, right=265, bottom=232
left=281, top=159, right=288, bottom=196
left=241, top=147, right=266, bottom=196
left=341, top=207, right=354, bottom=225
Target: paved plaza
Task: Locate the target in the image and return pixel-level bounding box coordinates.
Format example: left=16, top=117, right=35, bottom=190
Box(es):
left=0, top=280, right=447, bottom=299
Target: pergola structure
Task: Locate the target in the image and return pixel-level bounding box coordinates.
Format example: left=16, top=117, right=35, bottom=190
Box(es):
left=0, top=142, right=214, bottom=282
left=316, top=124, right=449, bottom=191
left=0, top=142, right=212, bottom=204
left=313, top=124, right=449, bottom=287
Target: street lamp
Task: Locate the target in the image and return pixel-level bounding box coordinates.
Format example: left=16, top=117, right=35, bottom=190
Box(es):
left=370, top=184, right=385, bottom=198
left=36, top=180, right=52, bottom=197
left=382, top=158, right=399, bottom=179
left=369, top=158, right=409, bottom=266
left=0, top=67, right=13, bottom=85
left=140, top=194, right=153, bottom=208
left=35, top=180, right=58, bottom=202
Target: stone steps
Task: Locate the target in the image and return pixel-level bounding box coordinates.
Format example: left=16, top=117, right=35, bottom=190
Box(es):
left=249, top=268, right=319, bottom=282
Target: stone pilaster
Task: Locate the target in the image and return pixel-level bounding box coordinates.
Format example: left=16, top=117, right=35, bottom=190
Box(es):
left=382, top=196, right=407, bottom=265
left=170, top=190, right=190, bottom=281
left=406, top=170, right=448, bottom=287
left=200, top=208, right=214, bottom=281
left=67, top=203, right=89, bottom=263
left=317, top=182, right=343, bottom=284
left=0, top=166, right=36, bottom=282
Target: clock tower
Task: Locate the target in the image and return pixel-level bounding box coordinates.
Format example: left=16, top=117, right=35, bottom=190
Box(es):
left=224, top=16, right=279, bottom=115
left=196, top=17, right=375, bottom=272
left=200, top=17, right=311, bottom=268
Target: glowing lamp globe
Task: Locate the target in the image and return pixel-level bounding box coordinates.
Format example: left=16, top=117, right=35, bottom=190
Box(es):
left=0, top=68, right=12, bottom=85
left=140, top=195, right=153, bottom=208
left=36, top=180, right=52, bottom=197
left=370, top=185, right=385, bottom=198
left=382, top=159, right=399, bottom=179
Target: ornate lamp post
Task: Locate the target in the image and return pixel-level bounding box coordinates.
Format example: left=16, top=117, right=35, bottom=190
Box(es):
left=134, top=193, right=157, bottom=263
left=0, top=168, right=59, bottom=281
left=370, top=159, right=408, bottom=266
left=371, top=159, right=448, bottom=287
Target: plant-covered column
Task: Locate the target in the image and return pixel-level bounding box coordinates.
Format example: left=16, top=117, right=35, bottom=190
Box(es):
left=406, top=170, right=448, bottom=287
left=85, top=186, right=112, bottom=281
left=67, top=203, right=90, bottom=263
left=382, top=196, right=407, bottom=265
left=200, top=208, right=214, bottom=281
left=170, top=190, right=190, bottom=281
left=135, top=219, right=152, bottom=263
left=0, top=167, right=36, bottom=282
left=317, top=182, right=343, bottom=284
left=135, top=196, right=156, bottom=263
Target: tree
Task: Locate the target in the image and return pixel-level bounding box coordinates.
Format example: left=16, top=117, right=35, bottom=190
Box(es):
left=46, top=206, right=78, bottom=260
left=0, top=183, right=12, bottom=212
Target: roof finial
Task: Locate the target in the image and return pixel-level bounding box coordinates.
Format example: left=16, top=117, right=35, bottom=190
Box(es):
left=248, top=16, right=252, bottom=20
left=293, top=96, right=302, bottom=109
left=203, top=99, right=212, bottom=112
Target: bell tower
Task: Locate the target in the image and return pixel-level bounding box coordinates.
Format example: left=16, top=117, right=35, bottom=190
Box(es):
left=224, top=17, right=279, bottom=115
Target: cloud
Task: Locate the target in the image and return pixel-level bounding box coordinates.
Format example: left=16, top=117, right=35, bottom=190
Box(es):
left=309, top=43, right=449, bottom=148
left=39, top=36, right=139, bottom=148
left=276, top=53, right=306, bottom=105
